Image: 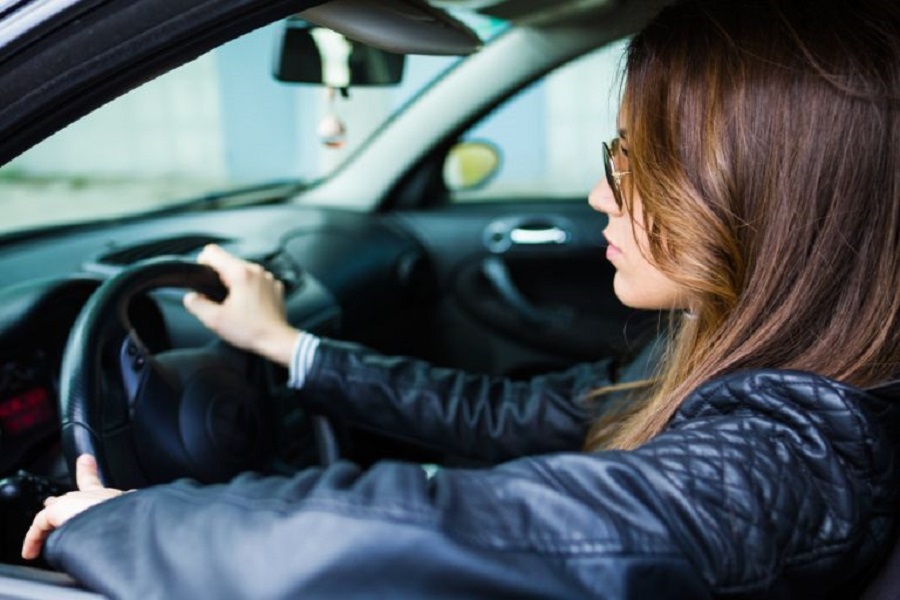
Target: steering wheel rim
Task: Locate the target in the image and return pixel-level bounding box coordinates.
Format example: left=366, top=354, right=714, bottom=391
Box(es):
left=59, top=257, right=318, bottom=488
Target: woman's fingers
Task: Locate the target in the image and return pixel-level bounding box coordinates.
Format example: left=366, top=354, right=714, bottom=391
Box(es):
left=183, top=291, right=221, bottom=329
left=197, top=244, right=251, bottom=286
left=188, top=244, right=299, bottom=364
left=21, top=460, right=126, bottom=561
left=21, top=508, right=53, bottom=560
left=75, top=454, right=103, bottom=492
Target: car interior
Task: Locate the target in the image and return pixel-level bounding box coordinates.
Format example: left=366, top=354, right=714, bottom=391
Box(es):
left=0, top=0, right=894, bottom=597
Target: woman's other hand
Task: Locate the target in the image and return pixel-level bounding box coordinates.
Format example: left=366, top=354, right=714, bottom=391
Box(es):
left=21, top=455, right=124, bottom=560
left=183, top=244, right=300, bottom=367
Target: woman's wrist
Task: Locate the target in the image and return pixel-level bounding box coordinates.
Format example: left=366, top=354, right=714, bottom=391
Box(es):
left=255, top=326, right=302, bottom=367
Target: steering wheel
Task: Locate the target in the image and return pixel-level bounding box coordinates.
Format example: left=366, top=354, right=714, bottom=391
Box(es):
left=58, top=258, right=336, bottom=489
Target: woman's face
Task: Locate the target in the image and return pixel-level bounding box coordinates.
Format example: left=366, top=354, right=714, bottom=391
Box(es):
left=588, top=131, right=689, bottom=311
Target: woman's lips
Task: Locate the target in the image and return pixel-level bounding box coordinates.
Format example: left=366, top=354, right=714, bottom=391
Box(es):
left=605, top=239, right=622, bottom=261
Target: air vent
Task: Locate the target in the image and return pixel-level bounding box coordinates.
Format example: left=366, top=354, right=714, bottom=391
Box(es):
left=97, top=235, right=229, bottom=266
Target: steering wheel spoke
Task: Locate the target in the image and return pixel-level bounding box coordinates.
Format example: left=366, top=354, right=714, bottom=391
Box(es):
left=118, top=333, right=150, bottom=410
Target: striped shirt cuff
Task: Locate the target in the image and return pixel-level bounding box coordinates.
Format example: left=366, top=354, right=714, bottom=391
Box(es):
left=287, top=332, right=321, bottom=389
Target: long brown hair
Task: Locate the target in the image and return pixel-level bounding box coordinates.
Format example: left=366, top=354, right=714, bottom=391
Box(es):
left=586, top=0, right=900, bottom=451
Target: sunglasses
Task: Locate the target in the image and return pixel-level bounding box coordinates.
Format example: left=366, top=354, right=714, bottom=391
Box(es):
left=602, top=137, right=631, bottom=210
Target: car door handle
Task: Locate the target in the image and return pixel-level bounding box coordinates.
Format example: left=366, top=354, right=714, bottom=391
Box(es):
left=481, top=256, right=572, bottom=327
left=509, top=226, right=569, bottom=246
left=484, top=217, right=573, bottom=253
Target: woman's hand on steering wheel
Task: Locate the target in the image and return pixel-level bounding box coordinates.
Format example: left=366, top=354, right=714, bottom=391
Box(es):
left=21, top=455, right=124, bottom=560
left=183, top=245, right=301, bottom=367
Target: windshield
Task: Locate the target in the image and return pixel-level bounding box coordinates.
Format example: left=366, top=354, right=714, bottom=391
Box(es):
left=0, top=11, right=508, bottom=236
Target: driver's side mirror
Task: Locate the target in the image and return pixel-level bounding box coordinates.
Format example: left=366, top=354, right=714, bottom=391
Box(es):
left=273, top=18, right=406, bottom=87
left=444, top=141, right=502, bottom=192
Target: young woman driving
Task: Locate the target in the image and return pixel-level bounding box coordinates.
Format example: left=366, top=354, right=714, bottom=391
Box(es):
left=21, top=0, right=900, bottom=597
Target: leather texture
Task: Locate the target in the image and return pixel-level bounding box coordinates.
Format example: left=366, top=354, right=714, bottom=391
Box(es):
left=303, top=339, right=618, bottom=463
left=44, top=342, right=900, bottom=599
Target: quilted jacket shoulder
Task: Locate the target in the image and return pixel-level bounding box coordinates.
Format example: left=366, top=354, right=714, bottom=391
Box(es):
left=658, top=370, right=900, bottom=596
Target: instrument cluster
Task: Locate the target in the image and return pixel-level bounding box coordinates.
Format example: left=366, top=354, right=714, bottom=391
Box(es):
left=0, top=350, right=58, bottom=475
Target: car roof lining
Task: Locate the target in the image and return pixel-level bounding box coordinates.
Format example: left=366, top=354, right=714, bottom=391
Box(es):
left=437, top=0, right=621, bottom=26
left=300, top=0, right=482, bottom=55
left=299, top=0, right=627, bottom=55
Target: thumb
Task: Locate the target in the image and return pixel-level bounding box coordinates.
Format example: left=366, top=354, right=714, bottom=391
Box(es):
left=75, top=455, right=104, bottom=492
left=183, top=291, right=221, bottom=328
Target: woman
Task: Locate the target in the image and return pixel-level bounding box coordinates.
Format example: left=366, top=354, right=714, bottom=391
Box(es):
left=21, top=0, right=900, bottom=597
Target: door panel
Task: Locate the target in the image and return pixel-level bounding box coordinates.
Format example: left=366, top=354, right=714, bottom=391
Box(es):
left=394, top=200, right=656, bottom=377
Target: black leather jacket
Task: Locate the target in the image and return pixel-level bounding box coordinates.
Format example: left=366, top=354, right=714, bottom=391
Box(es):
left=45, top=339, right=900, bottom=599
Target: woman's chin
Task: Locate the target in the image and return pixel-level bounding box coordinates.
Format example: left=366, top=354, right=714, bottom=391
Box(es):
left=612, top=275, right=645, bottom=309
left=612, top=273, right=687, bottom=311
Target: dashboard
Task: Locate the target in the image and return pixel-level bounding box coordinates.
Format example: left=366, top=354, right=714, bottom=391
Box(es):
left=0, top=202, right=434, bottom=502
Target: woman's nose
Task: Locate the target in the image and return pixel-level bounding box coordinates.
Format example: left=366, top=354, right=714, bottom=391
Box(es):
left=588, top=177, right=621, bottom=216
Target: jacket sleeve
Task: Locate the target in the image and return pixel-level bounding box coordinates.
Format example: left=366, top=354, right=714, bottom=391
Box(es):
left=44, top=371, right=898, bottom=600
left=299, top=338, right=620, bottom=463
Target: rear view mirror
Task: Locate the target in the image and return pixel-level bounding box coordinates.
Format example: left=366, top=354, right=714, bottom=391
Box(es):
left=274, top=18, right=406, bottom=88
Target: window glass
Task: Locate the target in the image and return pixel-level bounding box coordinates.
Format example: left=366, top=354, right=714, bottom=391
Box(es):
left=0, top=13, right=507, bottom=235
left=450, top=39, right=628, bottom=203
